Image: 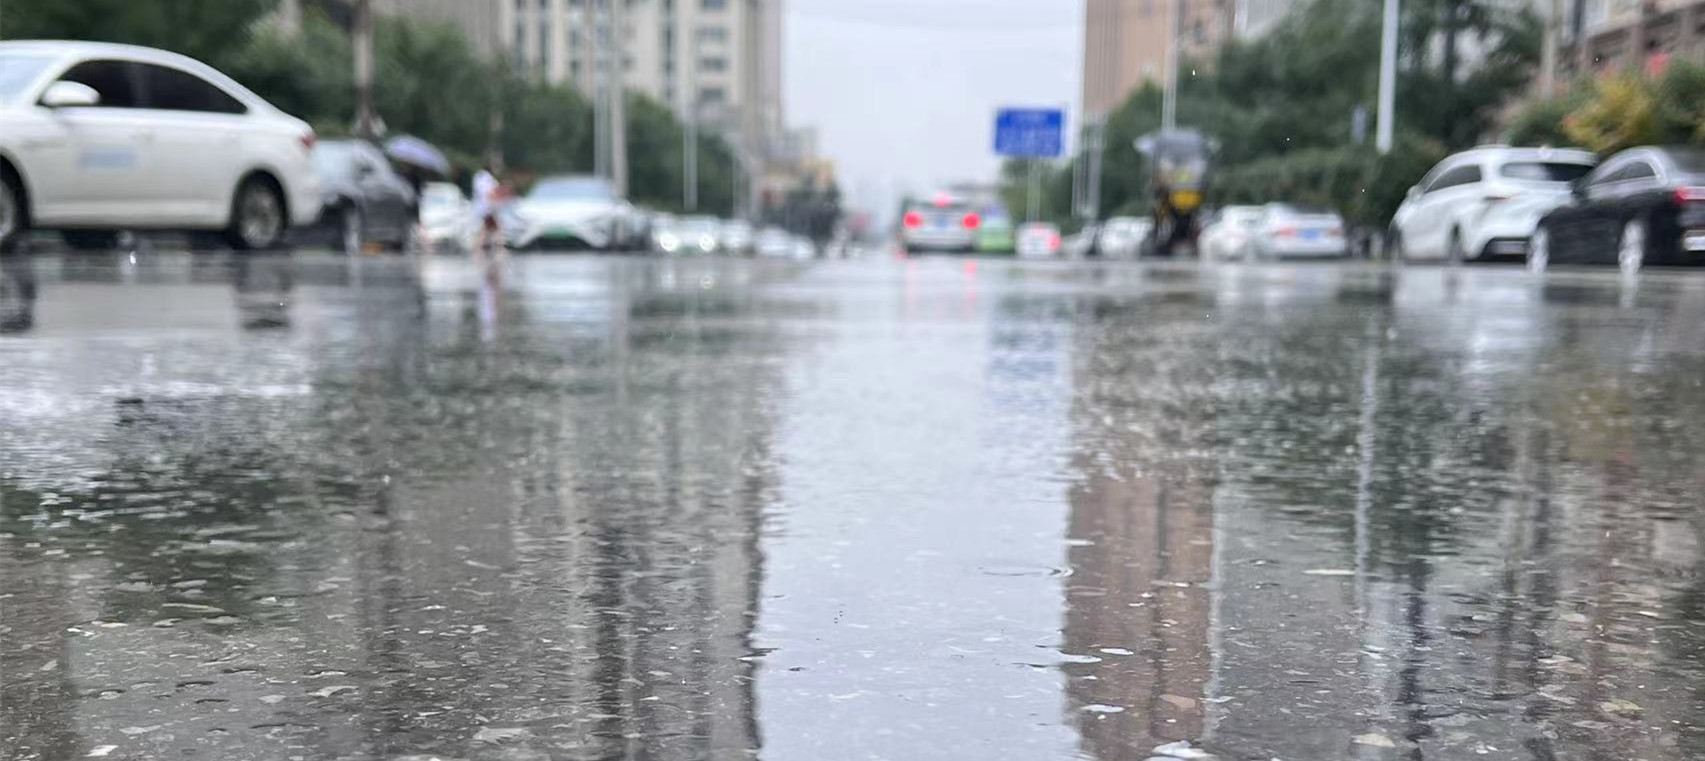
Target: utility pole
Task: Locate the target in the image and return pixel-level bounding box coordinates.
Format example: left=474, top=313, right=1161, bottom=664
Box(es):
left=1375, top=0, right=1398, bottom=153
left=609, top=0, right=629, bottom=198
left=683, top=10, right=699, bottom=213
left=352, top=0, right=378, bottom=139
left=1539, top=0, right=1561, bottom=96
left=593, top=0, right=609, bottom=181
left=1085, top=118, right=1106, bottom=221
left=1162, top=0, right=1184, bottom=130
left=1026, top=161, right=1042, bottom=223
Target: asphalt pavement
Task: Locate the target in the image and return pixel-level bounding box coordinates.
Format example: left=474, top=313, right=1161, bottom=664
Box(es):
left=3, top=249, right=1704, bottom=761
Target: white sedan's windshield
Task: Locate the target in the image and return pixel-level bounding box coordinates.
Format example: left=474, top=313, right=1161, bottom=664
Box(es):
left=0, top=54, right=55, bottom=102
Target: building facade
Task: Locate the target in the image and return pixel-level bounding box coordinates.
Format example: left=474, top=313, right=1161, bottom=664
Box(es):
left=1081, top=0, right=1239, bottom=117
left=1566, top=0, right=1705, bottom=73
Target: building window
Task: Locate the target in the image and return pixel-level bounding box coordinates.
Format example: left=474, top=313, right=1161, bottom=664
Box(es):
left=702, top=0, right=726, bottom=9
left=540, top=20, right=550, bottom=69
left=699, top=86, right=726, bottom=104
left=514, top=20, right=526, bottom=55
left=700, top=56, right=727, bottom=72
left=539, top=0, right=549, bottom=11
left=697, top=26, right=728, bottom=42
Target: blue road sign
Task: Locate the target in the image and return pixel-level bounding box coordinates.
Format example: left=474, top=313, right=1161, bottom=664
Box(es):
left=993, top=108, right=1065, bottom=158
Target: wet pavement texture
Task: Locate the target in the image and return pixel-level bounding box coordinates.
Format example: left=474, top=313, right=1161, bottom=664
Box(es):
left=2, top=251, right=1704, bottom=761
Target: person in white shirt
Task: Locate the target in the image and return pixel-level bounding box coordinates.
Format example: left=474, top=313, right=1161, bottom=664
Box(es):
left=472, top=165, right=500, bottom=254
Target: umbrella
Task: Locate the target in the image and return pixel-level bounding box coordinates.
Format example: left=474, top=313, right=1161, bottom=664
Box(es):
left=383, top=136, right=451, bottom=177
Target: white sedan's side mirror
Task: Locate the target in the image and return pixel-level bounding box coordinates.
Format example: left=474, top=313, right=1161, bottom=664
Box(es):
left=41, top=81, right=101, bottom=109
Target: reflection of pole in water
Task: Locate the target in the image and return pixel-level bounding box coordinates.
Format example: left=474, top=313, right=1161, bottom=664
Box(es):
left=478, top=259, right=503, bottom=344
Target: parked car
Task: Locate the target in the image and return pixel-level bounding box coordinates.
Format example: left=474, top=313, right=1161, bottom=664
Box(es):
left=1198, top=206, right=1265, bottom=260
left=1016, top=222, right=1062, bottom=258
left=1391, top=146, right=1597, bottom=262
left=719, top=219, right=755, bottom=255
left=1530, top=146, right=1705, bottom=273
left=975, top=211, right=1015, bottom=253
left=1096, top=216, right=1153, bottom=259
left=306, top=140, right=418, bottom=254
left=420, top=181, right=476, bottom=252
left=756, top=227, right=794, bottom=258
left=790, top=235, right=817, bottom=260
left=1063, top=224, right=1099, bottom=258
left=0, top=41, right=320, bottom=252
left=900, top=196, right=979, bottom=253
left=1250, top=204, right=1349, bottom=259
left=506, top=175, right=636, bottom=251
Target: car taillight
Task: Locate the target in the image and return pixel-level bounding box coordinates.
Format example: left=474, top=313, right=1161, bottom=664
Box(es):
left=299, top=132, right=317, bottom=152
left=962, top=213, right=981, bottom=230
left=1048, top=234, right=1061, bottom=249
left=1675, top=186, right=1705, bottom=204
left=1273, top=226, right=1298, bottom=238
left=902, top=212, right=923, bottom=229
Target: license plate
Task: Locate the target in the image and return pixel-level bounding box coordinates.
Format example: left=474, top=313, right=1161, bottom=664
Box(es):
left=932, top=215, right=952, bottom=229
left=1302, top=229, right=1323, bottom=240
left=1686, top=232, right=1705, bottom=251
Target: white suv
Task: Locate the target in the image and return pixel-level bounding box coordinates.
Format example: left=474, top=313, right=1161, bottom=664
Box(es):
left=0, top=41, right=320, bottom=252
left=1391, top=146, right=1596, bottom=262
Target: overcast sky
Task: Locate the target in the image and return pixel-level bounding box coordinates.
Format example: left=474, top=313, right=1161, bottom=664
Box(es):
left=784, top=0, right=1084, bottom=216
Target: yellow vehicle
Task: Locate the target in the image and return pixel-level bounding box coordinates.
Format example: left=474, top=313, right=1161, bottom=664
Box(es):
left=1137, top=130, right=1213, bottom=257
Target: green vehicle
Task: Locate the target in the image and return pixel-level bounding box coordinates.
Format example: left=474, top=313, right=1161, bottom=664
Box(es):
left=975, top=210, right=1015, bottom=253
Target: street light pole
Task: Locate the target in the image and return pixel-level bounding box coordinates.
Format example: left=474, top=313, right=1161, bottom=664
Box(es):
left=352, top=0, right=378, bottom=139
left=1375, top=0, right=1398, bottom=153
left=609, top=0, right=629, bottom=198
left=1162, top=0, right=1184, bottom=130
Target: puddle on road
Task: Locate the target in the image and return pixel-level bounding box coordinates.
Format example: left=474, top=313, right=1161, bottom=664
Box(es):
left=2, top=253, right=1703, bottom=761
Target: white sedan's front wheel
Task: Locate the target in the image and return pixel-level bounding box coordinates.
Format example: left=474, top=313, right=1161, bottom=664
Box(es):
left=227, top=177, right=287, bottom=251
left=0, top=170, right=25, bottom=254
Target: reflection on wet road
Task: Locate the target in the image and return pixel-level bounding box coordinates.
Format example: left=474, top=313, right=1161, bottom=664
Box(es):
left=3, top=252, right=1704, bottom=761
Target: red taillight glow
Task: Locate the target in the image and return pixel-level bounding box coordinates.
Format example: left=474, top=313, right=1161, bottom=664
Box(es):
left=299, top=132, right=317, bottom=152
left=1048, top=234, right=1061, bottom=249
left=903, top=212, right=923, bottom=229
left=1675, top=187, right=1705, bottom=204
left=962, top=213, right=981, bottom=229
left=1273, top=226, right=1298, bottom=238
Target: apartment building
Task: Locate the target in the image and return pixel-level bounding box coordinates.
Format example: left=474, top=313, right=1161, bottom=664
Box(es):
left=1080, top=0, right=1239, bottom=117
left=1566, top=0, right=1705, bottom=72
left=274, top=0, right=784, bottom=160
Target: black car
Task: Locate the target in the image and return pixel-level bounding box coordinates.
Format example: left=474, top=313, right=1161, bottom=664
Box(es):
left=1532, top=146, right=1705, bottom=273
left=304, top=140, right=418, bottom=254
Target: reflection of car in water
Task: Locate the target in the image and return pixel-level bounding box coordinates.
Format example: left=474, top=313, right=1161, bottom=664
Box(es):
left=1137, top=130, right=1213, bottom=257
left=0, top=255, right=36, bottom=333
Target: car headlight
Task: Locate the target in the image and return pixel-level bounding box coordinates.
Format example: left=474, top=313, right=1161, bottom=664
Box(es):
left=657, top=234, right=681, bottom=252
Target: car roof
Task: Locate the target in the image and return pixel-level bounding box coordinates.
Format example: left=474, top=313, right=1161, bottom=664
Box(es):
left=1448, top=146, right=1597, bottom=164
left=0, top=40, right=275, bottom=112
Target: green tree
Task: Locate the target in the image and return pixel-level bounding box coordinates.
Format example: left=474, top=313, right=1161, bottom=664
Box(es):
left=0, top=0, right=280, bottom=68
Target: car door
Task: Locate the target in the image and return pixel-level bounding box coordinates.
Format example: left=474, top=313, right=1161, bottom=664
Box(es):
left=130, top=62, right=250, bottom=226
left=1580, top=161, right=1645, bottom=263
left=24, top=59, right=149, bottom=225
left=1415, top=164, right=1483, bottom=257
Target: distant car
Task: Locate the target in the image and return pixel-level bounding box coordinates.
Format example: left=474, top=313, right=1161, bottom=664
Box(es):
left=756, top=227, right=794, bottom=258
left=719, top=219, right=755, bottom=255
left=790, top=236, right=817, bottom=260
left=1095, top=216, right=1152, bottom=259
left=0, top=40, right=321, bottom=253
left=307, top=140, right=418, bottom=254
left=900, top=196, right=979, bottom=253
left=1016, top=222, right=1061, bottom=258
left=1250, top=204, right=1348, bottom=259
left=1391, top=146, right=1597, bottom=262
left=506, top=175, right=636, bottom=251
left=1063, top=224, right=1099, bottom=258
left=420, top=182, right=476, bottom=252
left=1198, top=206, right=1264, bottom=260
left=659, top=215, right=721, bottom=255
left=1531, top=146, right=1705, bottom=274
left=975, top=212, right=1015, bottom=253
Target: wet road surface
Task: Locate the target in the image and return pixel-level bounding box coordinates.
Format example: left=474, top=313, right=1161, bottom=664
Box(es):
left=3, top=251, right=1704, bottom=761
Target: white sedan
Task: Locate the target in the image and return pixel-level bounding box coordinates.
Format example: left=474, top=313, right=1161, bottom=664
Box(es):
left=505, top=175, right=637, bottom=251
left=1198, top=206, right=1265, bottom=260
left=0, top=41, right=320, bottom=252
